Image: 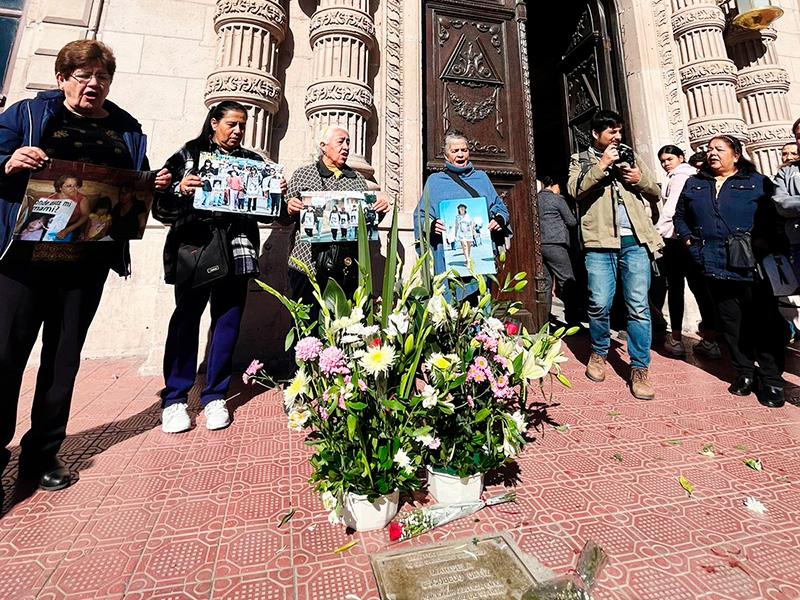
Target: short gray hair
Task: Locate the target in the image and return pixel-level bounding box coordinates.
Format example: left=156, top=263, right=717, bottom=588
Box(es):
left=443, top=130, right=468, bottom=153
left=314, top=125, right=349, bottom=158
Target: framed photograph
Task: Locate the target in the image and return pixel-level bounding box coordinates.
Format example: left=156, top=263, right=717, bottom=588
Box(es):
left=438, top=196, right=496, bottom=276
left=298, top=191, right=381, bottom=244
left=193, top=151, right=284, bottom=217
left=14, top=159, right=156, bottom=243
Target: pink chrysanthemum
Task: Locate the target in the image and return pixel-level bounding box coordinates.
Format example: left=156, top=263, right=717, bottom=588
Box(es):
left=427, top=438, right=442, bottom=450
left=295, top=337, right=323, bottom=362
left=319, top=406, right=328, bottom=421
left=245, top=359, right=264, bottom=376
left=467, top=365, right=486, bottom=383
left=357, top=379, right=367, bottom=392
left=494, top=355, right=509, bottom=370
left=473, top=356, right=489, bottom=370
left=338, top=396, right=346, bottom=410
left=318, top=346, right=347, bottom=375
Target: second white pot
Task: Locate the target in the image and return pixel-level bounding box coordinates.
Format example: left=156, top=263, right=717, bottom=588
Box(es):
left=427, top=466, right=484, bottom=504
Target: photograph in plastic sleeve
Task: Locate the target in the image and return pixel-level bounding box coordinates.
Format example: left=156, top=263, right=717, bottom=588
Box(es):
left=298, top=191, right=381, bottom=243
left=14, top=159, right=156, bottom=243
left=439, top=196, right=496, bottom=276
left=193, top=151, right=284, bottom=217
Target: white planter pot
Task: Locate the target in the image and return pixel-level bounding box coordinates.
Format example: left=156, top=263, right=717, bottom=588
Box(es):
left=427, top=466, right=484, bottom=504
left=341, top=490, right=400, bottom=531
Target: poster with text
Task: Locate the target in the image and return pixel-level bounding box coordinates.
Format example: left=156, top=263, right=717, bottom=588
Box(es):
left=14, top=159, right=156, bottom=243
left=439, top=196, right=496, bottom=276
left=193, top=151, right=284, bottom=217
left=298, top=191, right=381, bottom=243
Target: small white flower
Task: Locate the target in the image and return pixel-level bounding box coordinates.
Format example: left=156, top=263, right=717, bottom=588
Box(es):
left=511, top=410, right=527, bottom=434
left=421, top=384, right=438, bottom=409
left=346, top=323, right=379, bottom=338
left=287, top=407, right=311, bottom=430
left=428, top=295, right=456, bottom=328
left=501, top=439, right=517, bottom=458
left=328, top=511, right=342, bottom=525
left=394, top=448, right=413, bottom=474
left=321, top=491, right=338, bottom=511
left=358, top=344, right=396, bottom=375
left=416, top=434, right=434, bottom=446
left=330, top=307, right=365, bottom=333
left=744, top=496, right=767, bottom=515
left=385, top=312, right=410, bottom=338
left=283, top=370, right=309, bottom=409
left=485, top=317, right=504, bottom=336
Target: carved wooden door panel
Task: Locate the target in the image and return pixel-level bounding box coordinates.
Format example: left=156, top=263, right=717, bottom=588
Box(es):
left=424, top=1, right=546, bottom=326
left=561, top=1, right=625, bottom=154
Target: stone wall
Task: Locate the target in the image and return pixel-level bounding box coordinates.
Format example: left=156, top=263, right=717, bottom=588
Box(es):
left=774, top=0, right=800, bottom=121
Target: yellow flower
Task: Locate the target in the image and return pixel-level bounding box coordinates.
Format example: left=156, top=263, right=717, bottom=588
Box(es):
left=287, top=407, right=311, bottom=430
left=426, top=352, right=453, bottom=371
left=284, top=370, right=309, bottom=409
left=359, top=344, right=396, bottom=375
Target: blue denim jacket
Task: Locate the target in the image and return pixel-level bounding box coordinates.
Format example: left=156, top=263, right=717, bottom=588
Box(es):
left=673, top=169, right=781, bottom=281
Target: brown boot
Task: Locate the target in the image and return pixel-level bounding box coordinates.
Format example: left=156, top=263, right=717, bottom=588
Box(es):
left=585, top=353, right=607, bottom=382
left=630, top=367, right=655, bottom=400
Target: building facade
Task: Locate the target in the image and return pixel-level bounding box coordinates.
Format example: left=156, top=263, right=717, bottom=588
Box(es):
left=3, top=0, right=800, bottom=372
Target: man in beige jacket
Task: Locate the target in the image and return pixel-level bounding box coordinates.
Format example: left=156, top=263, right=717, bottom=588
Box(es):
left=567, top=110, right=662, bottom=400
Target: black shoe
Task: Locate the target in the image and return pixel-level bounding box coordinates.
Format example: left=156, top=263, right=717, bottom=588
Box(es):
left=19, top=458, right=74, bottom=492
left=728, top=376, right=754, bottom=396
left=757, top=385, right=785, bottom=408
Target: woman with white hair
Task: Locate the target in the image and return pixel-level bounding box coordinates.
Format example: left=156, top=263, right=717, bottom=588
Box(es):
left=282, top=126, right=388, bottom=314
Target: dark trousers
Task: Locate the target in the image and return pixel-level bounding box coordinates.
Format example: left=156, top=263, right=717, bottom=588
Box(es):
left=706, top=278, right=785, bottom=388
left=662, top=238, right=717, bottom=333
left=541, top=243, right=581, bottom=324
left=0, top=261, right=108, bottom=474
left=162, top=276, right=249, bottom=408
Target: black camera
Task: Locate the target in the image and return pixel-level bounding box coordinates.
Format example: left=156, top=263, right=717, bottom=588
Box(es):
left=616, top=143, right=636, bottom=167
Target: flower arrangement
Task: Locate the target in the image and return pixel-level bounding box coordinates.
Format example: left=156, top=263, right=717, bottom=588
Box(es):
left=246, top=205, right=572, bottom=528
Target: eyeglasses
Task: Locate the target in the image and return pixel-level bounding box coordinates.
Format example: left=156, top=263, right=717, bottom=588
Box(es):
left=70, top=72, right=112, bottom=86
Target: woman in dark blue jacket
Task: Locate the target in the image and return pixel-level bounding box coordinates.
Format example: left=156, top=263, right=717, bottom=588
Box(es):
left=674, top=135, right=786, bottom=408
left=0, top=40, right=170, bottom=502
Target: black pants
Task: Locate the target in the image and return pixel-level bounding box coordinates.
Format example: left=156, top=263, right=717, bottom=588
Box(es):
left=541, top=243, right=581, bottom=324
left=0, top=260, right=109, bottom=474
left=706, top=278, right=785, bottom=388
left=662, top=238, right=717, bottom=333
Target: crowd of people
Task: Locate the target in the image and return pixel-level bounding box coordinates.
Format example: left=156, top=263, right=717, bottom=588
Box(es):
left=1, top=39, right=798, bottom=506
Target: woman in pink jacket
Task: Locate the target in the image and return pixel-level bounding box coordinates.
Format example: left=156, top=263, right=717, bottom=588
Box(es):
left=655, top=145, right=720, bottom=358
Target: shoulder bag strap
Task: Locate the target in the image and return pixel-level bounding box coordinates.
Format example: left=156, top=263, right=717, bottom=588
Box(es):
left=444, top=169, right=481, bottom=198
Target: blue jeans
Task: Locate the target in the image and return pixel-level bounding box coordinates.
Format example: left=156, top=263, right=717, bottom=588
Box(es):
left=162, top=276, right=249, bottom=408
left=585, top=242, right=652, bottom=369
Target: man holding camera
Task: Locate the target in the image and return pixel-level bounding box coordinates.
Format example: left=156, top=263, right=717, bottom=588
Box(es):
left=568, top=110, right=662, bottom=400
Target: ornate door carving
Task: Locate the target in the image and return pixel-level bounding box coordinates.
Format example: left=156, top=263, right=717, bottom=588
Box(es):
left=424, top=0, right=546, bottom=326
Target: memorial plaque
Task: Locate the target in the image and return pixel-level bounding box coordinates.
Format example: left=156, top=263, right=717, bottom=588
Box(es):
left=371, top=533, right=540, bottom=600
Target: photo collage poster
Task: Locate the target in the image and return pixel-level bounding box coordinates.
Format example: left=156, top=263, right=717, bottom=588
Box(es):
left=193, top=151, right=284, bottom=217
left=299, top=191, right=382, bottom=244
left=439, top=196, right=496, bottom=276
left=15, top=159, right=156, bottom=243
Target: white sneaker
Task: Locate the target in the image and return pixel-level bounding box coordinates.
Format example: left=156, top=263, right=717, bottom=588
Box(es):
left=663, top=336, right=685, bottom=356
left=162, top=403, right=191, bottom=433
left=203, top=399, right=230, bottom=430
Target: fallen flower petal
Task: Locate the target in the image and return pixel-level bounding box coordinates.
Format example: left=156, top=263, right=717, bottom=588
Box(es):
left=743, top=496, right=767, bottom=515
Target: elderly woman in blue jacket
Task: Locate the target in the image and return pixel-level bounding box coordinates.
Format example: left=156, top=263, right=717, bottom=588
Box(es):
left=0, top=40, right=170, bottom=500
left=674, top=135, right=786, bottom=408
left=414, top=130, right=511, bottom=302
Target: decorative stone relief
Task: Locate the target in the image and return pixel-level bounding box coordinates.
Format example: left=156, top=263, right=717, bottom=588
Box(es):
left=652, top=0, right=687, bottom=144
left=305, top=0, right=377, bottom=179
left=440, top=36, right=503, bottom=87
left=670, top=0, right=746, bottom=150
left=205, top=0, right=287, bottom=156
left=726, top=26, right=794, bottom=175
left=382, top=0, right=404, bottom=207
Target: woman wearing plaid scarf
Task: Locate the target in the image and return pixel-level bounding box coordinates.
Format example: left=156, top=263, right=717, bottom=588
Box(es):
left=152, top=101, right=286, bottom=434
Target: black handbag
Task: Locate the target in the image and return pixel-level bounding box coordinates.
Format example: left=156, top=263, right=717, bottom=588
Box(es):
left=725, top=231, right=756, bottom=271
left=314, top=242, right=358, bottom=293
left=176, top=221, right=231, bottom=290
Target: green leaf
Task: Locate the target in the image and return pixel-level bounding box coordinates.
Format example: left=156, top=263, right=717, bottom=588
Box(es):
left=607, top=411, right=621, bottom=417
left=347, top=414, right=357, bottom=440
left=323, top=278, right=348, bottom=319
left=777, top=476, right=789, bottom=482
left=278, top=508, right=296, bottom=527
left=744, top=458, right=763, bottom=472
left=474, top=408, right=491, bottom=423
left=284, top=328, right=296, bottom=352
left=735, top=445, right=748, bottom=452
left=553, top=424, right=570, bottom=432
left=700, top=444, right=715, bottom=458
left=663, top=439, right=682, bottom=446
left=357, top=205, right=372, bottom=298
left=334, top=540, right=358, bottom=554
left=381, top=202, right=400, bottom=328
left=383, top=399, right=405, bottom=412
left=348, top=401, right=367, bottom=411
left=679, top=475, right=693, bottom=497
left=613, top=453, right=623, bottom=463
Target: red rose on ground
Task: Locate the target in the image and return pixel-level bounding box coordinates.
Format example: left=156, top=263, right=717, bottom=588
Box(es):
left=505, top=322, right=519, bottom=336
left=388, top=522, right=404, bottom=541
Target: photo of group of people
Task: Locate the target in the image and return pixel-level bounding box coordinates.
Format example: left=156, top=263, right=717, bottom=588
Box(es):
left=14, top=159, right=156, bottom=243
left=298, top=191, right=381, bottom=244
left=193, top=151, right=284, bottom=217
left=439, top=196, right=496, bottom=276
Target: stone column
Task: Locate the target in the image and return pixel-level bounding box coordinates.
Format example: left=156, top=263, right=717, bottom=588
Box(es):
left=671, top=0, right=748, bottom=149
left=305, top=0, right=376, bottom=179
left=726, top=26, right=793, bottom=175
left=205, top=0, right=287, bottom=157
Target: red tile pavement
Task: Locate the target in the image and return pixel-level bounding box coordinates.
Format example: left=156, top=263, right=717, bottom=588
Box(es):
left=2, top=334, right=800, bottom=600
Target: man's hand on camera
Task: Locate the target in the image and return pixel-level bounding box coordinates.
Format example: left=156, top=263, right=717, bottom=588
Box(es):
left=598, top=144, right=619, bottom=171
left=618, top=164, right=641, bottom=185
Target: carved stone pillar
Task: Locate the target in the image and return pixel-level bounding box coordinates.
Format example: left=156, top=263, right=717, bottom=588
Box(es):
left=671, top=0, right=748, bottom=149
left=305, top=0, right=376, bottom=179
left=726, top=26, right=793, bottom=175
left=205, top=0, right=287, bottom=157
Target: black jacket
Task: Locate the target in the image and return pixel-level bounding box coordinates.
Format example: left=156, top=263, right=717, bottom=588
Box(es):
left=674, top=168, right=784, bottom=281
left=538, top=189, right=576, bottom=245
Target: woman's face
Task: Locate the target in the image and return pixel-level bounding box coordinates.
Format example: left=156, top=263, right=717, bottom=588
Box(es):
left=706, top=138, right=739, bottom=174
left=26, top=218, right=44, bottom=231
left=458, top=206, right=466, bottom=215
left=211, top=110, right=247, bottom=151
left=445, top=139, right=470, bottom=167
left=660, top=153, right=683, bottom=174
left=56, top=62, right=112, bottom=117
left=61, top=178, right=81, bottom=198
left=119, top=187, right=133, bottom=203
